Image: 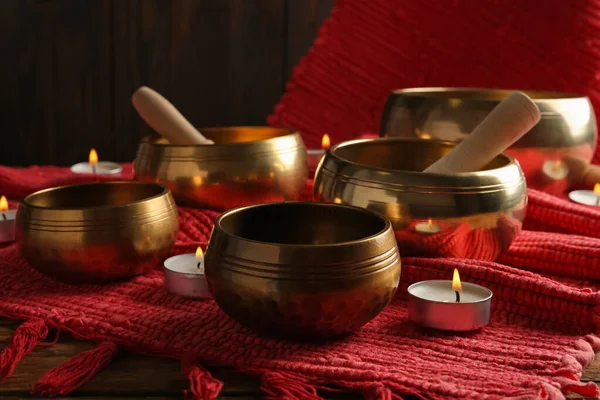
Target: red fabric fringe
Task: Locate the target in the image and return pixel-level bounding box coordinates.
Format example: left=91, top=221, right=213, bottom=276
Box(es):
left=0, top=318, right=48, bottom=383
left=31, top=341, right=118, bottom=397
left=260, top=372, right=322, bottom=400
left=181, top=358, right=223, bottom=400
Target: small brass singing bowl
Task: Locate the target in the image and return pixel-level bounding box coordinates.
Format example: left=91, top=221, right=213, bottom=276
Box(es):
left=204, top=201, right=401, bottom=339
left=16, top=182, right=179, bottom=283
left=380, top=88, right=597, bottom=195
left=314, top=138, right=527, bottom=261
left=133, top=127, right=308, bottom=211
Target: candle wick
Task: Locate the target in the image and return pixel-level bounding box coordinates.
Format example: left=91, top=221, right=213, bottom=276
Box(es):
left=197, top=261, right=202, bottom=269
left=92, top=164, right=96, bottom=176
left=455, top=291, right=460, bottom=303
left=1, top=213, right=6, bottom=221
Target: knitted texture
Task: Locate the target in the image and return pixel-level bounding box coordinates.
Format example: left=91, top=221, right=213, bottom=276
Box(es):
left=2, top=167, right=600, bottom=399
left=268, top=0, right=600, bottom=164
left=525, top=188, right=600, bottom=238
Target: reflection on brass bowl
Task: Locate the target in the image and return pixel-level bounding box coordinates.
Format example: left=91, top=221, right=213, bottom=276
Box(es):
left=133, top=127, right=308, bottom=211
left=380, top=88, right=597, bottom=195
left=16, top=182, right=178, bottom=283
left=204, top=202, right=401, bottom=339
left=314, top=138, right=527, bottom=261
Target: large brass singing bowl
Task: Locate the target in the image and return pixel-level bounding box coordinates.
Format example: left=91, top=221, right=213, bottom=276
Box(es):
left=314, top=138, right=527, bottom=260
left=133, top=127, right=308, bottom=211
left=380, top=88, right=597, bottom=195
left=16, top=182, right=178, bottom=283
left=204, top=201, right=401, bottom=339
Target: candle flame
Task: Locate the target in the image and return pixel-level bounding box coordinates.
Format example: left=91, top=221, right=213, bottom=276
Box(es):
left=427, top=218, right=433, bottom=225
left=321, top=134, right=331, bottom=150
left=594, top=183, right=600, bottom=196
left=89, top=149, right=98, bottom=165
left=416, top=129, right=432, bottom=139
left=196, top=247, right=204, bottom=258
left=0, top=196, right=7, bottom=212
left=452, top=268, right=462, bottom=292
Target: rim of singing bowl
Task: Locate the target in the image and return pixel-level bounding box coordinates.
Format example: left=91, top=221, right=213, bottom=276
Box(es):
left=391, top=87, right=587, bottom=101
left=209, top=201, right=396, bottom=268
left=140, top=126, right=300, bottom=148
left=322, top=138, right=524, bottom=191
left=20, top=181, right=170, bottom=212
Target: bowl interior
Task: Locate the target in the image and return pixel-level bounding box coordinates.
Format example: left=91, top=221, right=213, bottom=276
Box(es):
left=334, top=140, right=510, bottom=172
left=397, top=88, right=582, bottom=100
left=24, top=182, right=165, bottom=209
left=149, top=126, right=294, bottom=145
left=219, top=203, right=387, bottom=245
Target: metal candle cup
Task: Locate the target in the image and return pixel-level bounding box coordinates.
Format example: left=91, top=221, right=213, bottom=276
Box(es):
left=164, top=248, right=211, bottom=299
left=307, top=134, right=331, bottom=176
left=71, top=162, right=122, bottom=175
left=307, top=149, right=325, bottom=175
left=0, top=196, right=16, bottom=244
left=569, top=183, right=600, bottom=206
left=71, top=149, right=122, bottom=175
left=408, top=280, right=492, bottom=331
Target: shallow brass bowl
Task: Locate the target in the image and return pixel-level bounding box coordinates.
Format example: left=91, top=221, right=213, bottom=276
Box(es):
left=314, top=138, right=527, bottom=260
left=380, top=88, right=597, bottom=195
left=204, top=201, right=401, bottom=339
left=16, top=182, right=178, bottom=283
left=133, top=127, right=308, bottom=211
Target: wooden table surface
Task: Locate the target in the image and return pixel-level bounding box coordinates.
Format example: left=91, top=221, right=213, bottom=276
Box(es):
left=1, top=318, right=599, bottom=399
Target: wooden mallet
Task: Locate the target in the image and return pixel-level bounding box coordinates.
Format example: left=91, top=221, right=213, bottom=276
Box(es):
left=131, top=86, right=214, bottom=145
left=424, top=91, right=541, bottom=174
left=563, top=155, right=600, bottom=189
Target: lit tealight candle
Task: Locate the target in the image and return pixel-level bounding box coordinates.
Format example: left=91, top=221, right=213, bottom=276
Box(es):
left=71, top=149, right=122, bottom=175
left=163, top=247, right=211, bottom=299
left=307, top=134, right=331, bottom=174
left=0, top=196, right=16, bottom=244
left=408, top=268, right=492, bottom=331
left=414, top=218, right=442, bottom=235
left=569, top=183, right=600, bottom=206
left=542, top=159, right=569, bottom=180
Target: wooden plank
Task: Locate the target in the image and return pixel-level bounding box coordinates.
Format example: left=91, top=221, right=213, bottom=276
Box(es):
left=168, top=0, right=285, bottom=128
left=1, top=397, right=262, bottom=400
left=112, top=0, right=172, bottom=162
left=1, top=334, right=259, bottom=397
left=0, top=0, right=20, bottom=167
left=0, top=319, right=366, bottom=399
left=0, top=0, right=113, bottom=167
left=113, top=0, right=285, bottom=163
left=582, top=355, right=600, bottom=382
left=285, top=0, right=334, bottom=81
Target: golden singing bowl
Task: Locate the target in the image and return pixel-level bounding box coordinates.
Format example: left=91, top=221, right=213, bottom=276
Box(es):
left=133, top=127, right=308, bottom=211
left=380, top=88, right=597, bottom=195
left=204, top=201, right=401, bottom=339
left=16, top=182, right=179, bottom=283
left=314, top=138, right=527, bottom=261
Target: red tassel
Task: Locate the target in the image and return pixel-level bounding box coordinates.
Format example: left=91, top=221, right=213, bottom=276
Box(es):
left=0, top=318, right=48, bottom=383
left=32, top=341, right=118, bottom=396
left=260, top=371, right=323, bottom=400
left=182, top=358, right=223, bottom=400
left=363, top=384, right=393, bottom=400
left=363, top=383, right=407, bottom=400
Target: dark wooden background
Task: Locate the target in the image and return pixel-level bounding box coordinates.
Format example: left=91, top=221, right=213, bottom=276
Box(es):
left=0, top=0, right=333, bottom=167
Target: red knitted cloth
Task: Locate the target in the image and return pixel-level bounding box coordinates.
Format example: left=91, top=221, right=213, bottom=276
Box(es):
left=2, top=166, right=600, bottom=399
left=269, top=0, right=600, bottom=164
